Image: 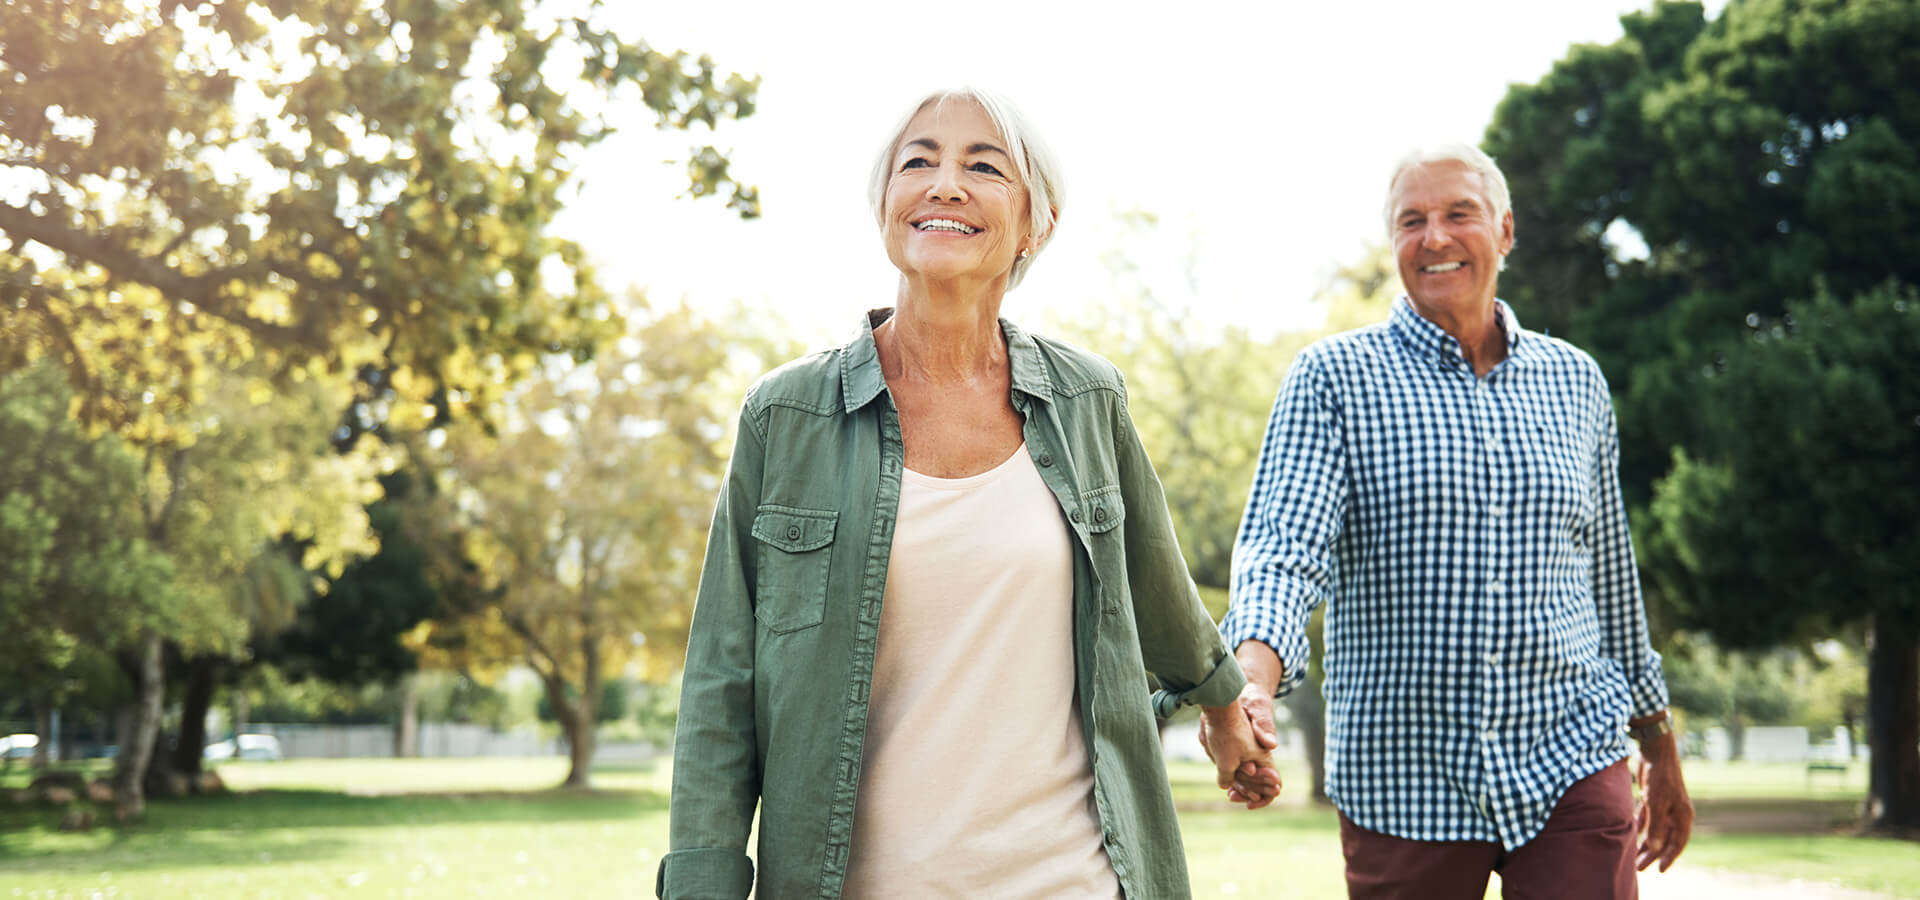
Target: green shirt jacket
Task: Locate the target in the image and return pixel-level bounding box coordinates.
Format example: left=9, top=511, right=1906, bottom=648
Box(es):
left=657, top=310, right=1248, bottom=900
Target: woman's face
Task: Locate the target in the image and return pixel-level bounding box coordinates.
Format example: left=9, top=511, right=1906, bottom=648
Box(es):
left=881, top=99, right=1031, bottom=289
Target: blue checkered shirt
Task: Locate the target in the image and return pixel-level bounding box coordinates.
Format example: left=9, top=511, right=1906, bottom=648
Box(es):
left=1223, top=297, right=1668, bottom=850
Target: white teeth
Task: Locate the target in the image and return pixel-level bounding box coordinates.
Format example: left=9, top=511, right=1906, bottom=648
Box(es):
left=1422, top=262, right=1464, bottom=273
left=916, top=218, right=977, bottom=234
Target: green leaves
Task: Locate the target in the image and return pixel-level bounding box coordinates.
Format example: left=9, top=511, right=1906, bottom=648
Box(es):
left=1, top=0, right=760, bottom=437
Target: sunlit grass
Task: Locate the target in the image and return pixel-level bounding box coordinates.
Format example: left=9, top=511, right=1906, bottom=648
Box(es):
left=0, top=757, right=1913, bottom=898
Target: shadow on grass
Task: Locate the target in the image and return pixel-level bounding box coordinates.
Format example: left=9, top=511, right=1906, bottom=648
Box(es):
left=0, top=826, right=360, bottom=875
left=163, top=784, right=667, bottom=829
left=0, top=779, right=672, bottom=874
left=1693, top=796, right=1862, bottom=834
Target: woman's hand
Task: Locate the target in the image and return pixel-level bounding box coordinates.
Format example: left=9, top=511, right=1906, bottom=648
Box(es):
left=1199, top=686, right=1283, bottom=809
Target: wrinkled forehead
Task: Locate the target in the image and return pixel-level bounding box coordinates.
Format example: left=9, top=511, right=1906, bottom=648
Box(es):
left=1391, top=160, right=1492, bottom=214
left=894, top=96, right=1006, bottom=156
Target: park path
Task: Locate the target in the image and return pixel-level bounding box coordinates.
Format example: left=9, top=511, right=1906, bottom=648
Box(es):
left=1638, top=866, right=1902, bottom=900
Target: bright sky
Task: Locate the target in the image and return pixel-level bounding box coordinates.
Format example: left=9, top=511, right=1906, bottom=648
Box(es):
left=554, top=0, right=1723, bottom=346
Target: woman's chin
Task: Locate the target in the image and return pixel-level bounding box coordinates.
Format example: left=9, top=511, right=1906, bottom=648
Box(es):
left=900, top=257, right=1006, bottom=287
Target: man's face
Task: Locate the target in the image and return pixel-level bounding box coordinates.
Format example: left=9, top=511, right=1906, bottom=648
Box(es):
left=1390, top=160, right=1514, bottom=320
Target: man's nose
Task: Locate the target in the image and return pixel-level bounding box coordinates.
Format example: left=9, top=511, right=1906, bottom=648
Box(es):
left=1421, top=221, right=1453, bottom=250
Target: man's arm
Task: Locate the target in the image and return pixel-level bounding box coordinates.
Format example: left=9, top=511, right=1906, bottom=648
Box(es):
left=1631, top=711, right=1693, bottom=872
left=1586, top=383, right=1692, bottom=871
left=1211, top=347, right=1349, bottom=805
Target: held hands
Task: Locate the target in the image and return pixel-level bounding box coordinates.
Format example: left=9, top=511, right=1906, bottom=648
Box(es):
left=1197, top=682, right=1283, bottom=809
left=1634, top=736, right=1694, bottom=872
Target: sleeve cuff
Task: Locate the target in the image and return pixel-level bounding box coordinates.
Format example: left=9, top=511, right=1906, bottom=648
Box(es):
left=1626, top=650, right=1670, bottom=721
left=1220, top=611, right=1310, bottom=700
left=1182, top=648, right=1248, bottom=709
left=657, top=848, right=754, bottom=899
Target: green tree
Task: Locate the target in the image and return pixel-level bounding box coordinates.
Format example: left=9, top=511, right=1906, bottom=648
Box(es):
left=419, top=302, right=736, bottom=787
left=1651, top=286, right=1918, bottom=822
left=1, top=0, right=758, bottom=438
left=117, top=365, right=385, bottom=812
left=0, top=364, right=174, bottom=770
left=1485, top=0, right=1920, bottom=828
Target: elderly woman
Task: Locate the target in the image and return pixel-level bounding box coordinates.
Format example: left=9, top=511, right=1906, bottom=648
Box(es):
left=657, top=88, right=1278, bottom=900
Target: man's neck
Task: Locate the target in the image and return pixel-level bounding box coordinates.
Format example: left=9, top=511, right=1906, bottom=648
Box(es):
left=1413, top=297, right=1507, bottom=376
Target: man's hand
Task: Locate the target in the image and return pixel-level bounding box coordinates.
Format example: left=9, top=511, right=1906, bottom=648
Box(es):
left=1199, top=682, right=1283, bottom=808
left=1634, top=727, right=1694, bottom=872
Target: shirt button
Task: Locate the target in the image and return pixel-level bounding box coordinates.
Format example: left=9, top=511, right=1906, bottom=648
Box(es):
left=1482, top=730, right=1496, bottom=743
left=1037, top=452, right=1054, bottom=467
left=1489, top=504, right=1506, bottom=517
left=1094, top=507, right=1108, bottom=523
left=1070, top=509, right=1083, bottom=523
left=786, top=524, right=801, bottom=541
left=1489, top=578, right=1504, bottom=594
left=1486, top=652, right=1499, bottom=666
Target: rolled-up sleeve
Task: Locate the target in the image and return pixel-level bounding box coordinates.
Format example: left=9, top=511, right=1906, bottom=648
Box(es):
left=1113, top=376, right=1246, bottom=709
left=1224, top=348, right=1347, bottom=699
left=1586, top=393, right=1669, bottom=719
left=658, top=400, right=766, bottom=900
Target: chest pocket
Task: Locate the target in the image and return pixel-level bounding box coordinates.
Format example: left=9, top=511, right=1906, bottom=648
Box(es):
left=751, top=505, right=837, bottom=633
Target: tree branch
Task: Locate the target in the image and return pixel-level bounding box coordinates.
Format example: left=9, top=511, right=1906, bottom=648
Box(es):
left=0, top=201, right=314, bottom=349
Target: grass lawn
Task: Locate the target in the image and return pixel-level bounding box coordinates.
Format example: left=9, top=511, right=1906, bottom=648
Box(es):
left=1, top=758, right=1915, bottom=898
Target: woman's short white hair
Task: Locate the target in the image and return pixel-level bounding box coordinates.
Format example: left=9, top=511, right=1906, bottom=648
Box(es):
left=1383, top=143, right=1512, bottom=237
left=868, top=87, right=1063, bottom=290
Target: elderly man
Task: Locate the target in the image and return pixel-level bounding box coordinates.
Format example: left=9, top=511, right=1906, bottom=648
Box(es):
left=1216, top=145, right=1692, bottom=899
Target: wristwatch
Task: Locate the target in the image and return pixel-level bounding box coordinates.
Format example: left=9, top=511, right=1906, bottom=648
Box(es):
left=1628, top=713, right=1674, bottom=744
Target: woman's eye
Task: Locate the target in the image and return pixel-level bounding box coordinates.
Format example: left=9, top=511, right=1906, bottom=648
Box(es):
left=970, top=162, right=1004, bottom=176
left=900, top=157, right=931, bottom=170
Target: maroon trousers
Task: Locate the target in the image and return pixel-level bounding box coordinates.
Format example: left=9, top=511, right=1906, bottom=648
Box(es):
left=1338, top=761, right=1638, bottom=900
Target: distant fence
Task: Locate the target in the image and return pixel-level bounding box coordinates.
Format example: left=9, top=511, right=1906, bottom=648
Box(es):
left=247, top=723, right=557, bottom=759
left=238, top=723, right=658, bottom=761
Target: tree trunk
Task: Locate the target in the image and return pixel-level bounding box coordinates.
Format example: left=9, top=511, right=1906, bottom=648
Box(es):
left=111, top=630, right=164, bottom=822
left=30, top=695, right=51, bottom=770
left=563, top=707, right=596, bottom=788
left=171, top=657, right=217, bottom=786
left=394, top=673, right=419, bottom=758
left=1284, top=669, right=1329, bottom=805
left=1864, top=610, right=1920, bottom=831
left=539, top=672, right=596, bottom=788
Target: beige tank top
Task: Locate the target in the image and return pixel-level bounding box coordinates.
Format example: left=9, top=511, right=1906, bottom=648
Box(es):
left=841, top=444, right=1122, bottom=899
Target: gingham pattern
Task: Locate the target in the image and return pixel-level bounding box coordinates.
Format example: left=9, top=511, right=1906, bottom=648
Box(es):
left=1224, top=297, right=1668, bottom=850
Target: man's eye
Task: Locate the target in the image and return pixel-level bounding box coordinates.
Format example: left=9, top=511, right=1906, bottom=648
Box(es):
left=900, top=157, right=931, bottom=170
left=970, top=162, right=1004, bottom=176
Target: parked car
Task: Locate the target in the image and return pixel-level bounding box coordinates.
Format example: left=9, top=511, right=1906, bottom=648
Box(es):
left=203, top=733, right=283, bottom=761
left=0, top=733, right=37, bottom=761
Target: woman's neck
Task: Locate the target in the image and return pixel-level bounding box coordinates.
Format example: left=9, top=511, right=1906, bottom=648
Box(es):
left=878, top=278, right=1008, bottom=382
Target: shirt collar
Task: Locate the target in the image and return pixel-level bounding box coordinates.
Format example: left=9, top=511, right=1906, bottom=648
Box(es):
left=840, top=308, right=1054, bottom=413
left=1388, top=296, right=1529, bottom=370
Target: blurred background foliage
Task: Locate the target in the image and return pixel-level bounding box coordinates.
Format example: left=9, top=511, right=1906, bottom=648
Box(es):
left=0, top=0, right=1913, bottom=836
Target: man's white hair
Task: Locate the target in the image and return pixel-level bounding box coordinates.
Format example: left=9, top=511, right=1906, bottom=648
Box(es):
left=868, top=87, right=1063, bottom=290
left=1383, top=143, right=1512, bottom=238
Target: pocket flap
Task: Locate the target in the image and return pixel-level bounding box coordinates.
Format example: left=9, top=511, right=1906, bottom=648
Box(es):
left=1078, top=485, right=1126, bottom=534
left=752, top=506, right=838, bottom=552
